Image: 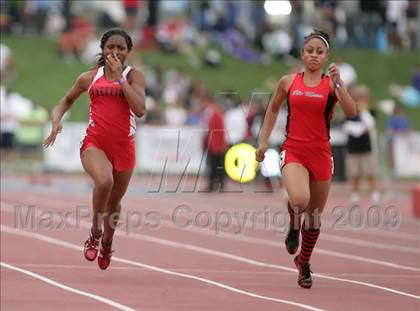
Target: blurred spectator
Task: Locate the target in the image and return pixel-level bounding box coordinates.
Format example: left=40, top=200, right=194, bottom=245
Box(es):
left=1, top=88, right=33, bottom=169
left=13, top=100, right=49, bottom=182
left=334, top=56, right=358, bottom=89
left=122, top=0, right=141, bottom=32
left=358, top=0, right=385, bottom=49
left=162, top=69, right=190, bottom=106
left=389, top=64, right=420, bottom=108
left=185, top=81, right=206, bottom=126
left=406, top=0, right=418, bottom=50
left=338, top=0, right=360, bottom=47
left=0, top=43, right=15, bottom=82
left=202, top=93, right=227, bottom=192
left=225, top=98, right=247, bottom=145
left=58, top=17, right=94, bottom=64
left=386, top=104, right=411, bottom=172
left=80, top=30, right=101, bottom=65
left=1, top=0, right=25, bottom=34
left=343, top=85, right=380, bottom=206
left=156, top=14, right=201, bottom=59
left=15, top=101, right=49, bottom=156
left=164, top=98, right=187, bottom=126
left=262, top=27, right=293, bottom=59
left=145, top=65, right=164, bottom=99
left=223, top=26, right=260, bottom=63
left=0, top=86, right=17, bottom=166
left=386, top=105, right=411, bottom=135
left=385, top=0, right=409, bottom=51
left=23, top=0, right=58, bottom=34
left=143, top=96, right=165, bottom=125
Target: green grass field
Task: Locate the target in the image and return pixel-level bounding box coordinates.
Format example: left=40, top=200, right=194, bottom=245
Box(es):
left=2, top=34, right=419, bottom=130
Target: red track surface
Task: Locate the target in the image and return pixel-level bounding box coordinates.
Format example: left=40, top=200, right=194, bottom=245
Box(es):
left=1, top=175, right=419, bottom=310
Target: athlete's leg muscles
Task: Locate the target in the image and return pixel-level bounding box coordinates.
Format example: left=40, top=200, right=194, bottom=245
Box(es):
left=298, top=180, right=330, bottom=264
left=81, top=147, right=114, bottom=233
left=282, top=163, right=310, bottom=214
left=305, top=180, right=330, bottom=227
left=102, top=168, right=134, bottom=244
left=282, top=163, right=310, bottom=255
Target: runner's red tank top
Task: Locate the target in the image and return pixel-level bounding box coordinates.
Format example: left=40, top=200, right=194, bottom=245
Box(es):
left=86, top=66, right=136, bottom=139
left=285, top=72, right=336, bottom=142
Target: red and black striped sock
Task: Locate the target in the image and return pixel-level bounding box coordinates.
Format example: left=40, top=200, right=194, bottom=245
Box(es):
left=288, top=202, right=302, bottom=230
left=298, top=223, right=321, bottom=264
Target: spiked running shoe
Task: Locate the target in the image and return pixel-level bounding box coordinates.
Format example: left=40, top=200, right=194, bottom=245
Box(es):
left=285, top=227, right=300, bottom=255
left=83, top=230, right=102, bottom=261
left=98, top=243, right=113, bottom=270
left=294, top=256, right=313, bottom=289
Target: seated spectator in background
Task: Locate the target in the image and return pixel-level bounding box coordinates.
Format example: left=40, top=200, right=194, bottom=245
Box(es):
left=122, top=0, right=141, bottom=35
left=385, top=0, right=409, bottom=51
left=261, top=27, right=293, bottom=59
left=388, top=64, right=420, bottom=108
left=156, top=13, right=202, bottom=67
left=223, top=26, right=260, bottom=63
left=185, top=81, right=207, bottom=126
left=145, top=65, right=164, bottom=99
left=386, top=104, right=411, bottom=173
left=343, top=85, right=380, bottom=206
left=58, top=17, right=93, bottom=64
left=143, top=96, right=165, bottom=125
left=164, top=98, right=187, bottom=126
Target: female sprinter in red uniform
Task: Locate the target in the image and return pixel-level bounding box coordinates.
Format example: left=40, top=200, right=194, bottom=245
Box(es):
left=44, top=29, right=145, bottom=270
left=256, top=30, right=356, bottom=288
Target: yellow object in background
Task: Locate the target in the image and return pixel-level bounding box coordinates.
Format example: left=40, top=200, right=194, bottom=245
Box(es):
left=224, top=143, right=258, bottom=183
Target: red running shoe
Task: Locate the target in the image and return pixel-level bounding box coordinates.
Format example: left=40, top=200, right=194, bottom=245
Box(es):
left=83, top=230, right=102, bottom=261
left=98, top=243, right=113, bottom=270
left=294, top=255, right=313, bottom=289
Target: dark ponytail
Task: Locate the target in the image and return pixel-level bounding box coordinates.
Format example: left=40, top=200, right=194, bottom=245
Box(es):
left=96, top=28, right=133, bottom=67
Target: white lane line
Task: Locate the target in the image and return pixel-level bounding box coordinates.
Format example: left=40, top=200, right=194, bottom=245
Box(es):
left=5, top=263, right=420, bottom=278
left=121, top=212, right=420, bottom=272
left=0, top=225, right=326, bottom=311
left=319, top=235, right=420, bottom=254
left=2, top=223, right=420, bottom=301
left=0, top=262, right=136, bottom=311
left=114, top=231, right=420, bottom=300
left=314, top=249, right=420, bottom=272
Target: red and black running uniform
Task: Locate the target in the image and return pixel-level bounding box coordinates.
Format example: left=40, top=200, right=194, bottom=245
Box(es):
left=280, top=72, right=337, bottom=181
left=80, top=66, right=137, bottom=172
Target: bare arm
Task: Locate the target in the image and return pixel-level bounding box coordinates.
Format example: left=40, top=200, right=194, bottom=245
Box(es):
left=256, top=75, right=291, bottom=162
left=328, top=63, right=357, bottom=118
left=121, top=69, right=146, bottom=118
left=43, top=71, right=92, bottom=147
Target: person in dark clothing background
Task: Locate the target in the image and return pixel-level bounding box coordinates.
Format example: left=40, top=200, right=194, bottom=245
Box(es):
left=343, top=85, right=380, bottom=206
left=202, top=93, right=227, bottom=192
